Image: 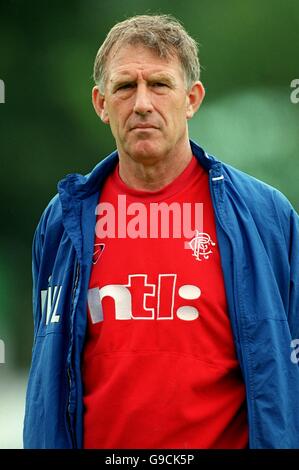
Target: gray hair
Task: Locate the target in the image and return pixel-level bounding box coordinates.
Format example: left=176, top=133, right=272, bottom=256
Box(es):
left=93, top=14, right=201, bottom=92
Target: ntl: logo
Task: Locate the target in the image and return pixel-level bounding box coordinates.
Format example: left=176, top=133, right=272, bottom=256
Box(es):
left=0, top=80, right=5, bottom=104
left=0, top=339, right=5, bottom=364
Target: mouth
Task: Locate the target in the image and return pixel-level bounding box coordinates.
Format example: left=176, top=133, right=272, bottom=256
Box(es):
left=130, top=124, right=158, bottom=131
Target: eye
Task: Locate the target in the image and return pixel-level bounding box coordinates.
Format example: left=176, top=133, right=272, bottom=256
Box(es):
left=117, top=83, right=134, bottom=91
left=152, top=82, right=167, bottom=88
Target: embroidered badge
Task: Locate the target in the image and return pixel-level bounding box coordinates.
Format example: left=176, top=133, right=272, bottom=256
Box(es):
left=189, top=231, right=216, bottom=261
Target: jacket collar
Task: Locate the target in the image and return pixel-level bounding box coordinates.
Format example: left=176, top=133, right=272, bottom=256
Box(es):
left=58, top=139, right=222, bottom=200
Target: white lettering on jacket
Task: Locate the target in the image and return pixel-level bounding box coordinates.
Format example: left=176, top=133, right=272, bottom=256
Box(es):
left=41, top=281, right=62, bottom=325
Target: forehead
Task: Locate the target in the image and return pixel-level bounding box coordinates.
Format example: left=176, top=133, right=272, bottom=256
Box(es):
left=105, top=44, right=184, bottom=81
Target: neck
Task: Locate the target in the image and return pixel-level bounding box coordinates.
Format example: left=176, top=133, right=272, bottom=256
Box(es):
left=117, top=139, right=193, bottom=192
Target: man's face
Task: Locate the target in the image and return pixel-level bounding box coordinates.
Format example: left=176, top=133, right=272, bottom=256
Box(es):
left=93, top=44, right=203, bottom=163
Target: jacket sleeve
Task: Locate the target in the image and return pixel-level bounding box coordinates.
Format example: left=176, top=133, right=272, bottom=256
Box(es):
left=274, top=190, right=299, bottom=339
left=31, top=216, right=44, bottom=341
left=288, top=206, right=299, bottom=340
left=31, top=194, right=63, bottom=341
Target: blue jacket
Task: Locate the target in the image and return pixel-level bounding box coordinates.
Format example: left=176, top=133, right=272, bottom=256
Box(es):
left=23, top=140, right=299, bottom=448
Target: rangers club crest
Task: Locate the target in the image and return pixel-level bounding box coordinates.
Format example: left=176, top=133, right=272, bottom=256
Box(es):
left=189, top=231, right=215, bottom=261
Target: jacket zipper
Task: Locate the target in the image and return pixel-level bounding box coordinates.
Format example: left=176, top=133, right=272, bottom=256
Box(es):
left=66, top=261, right=81, bottom=448
left=210, top=174, right=255, bottom=447
left=67, top=366, right=75, bottom=448
left=210, top=176, right=243, bottom=356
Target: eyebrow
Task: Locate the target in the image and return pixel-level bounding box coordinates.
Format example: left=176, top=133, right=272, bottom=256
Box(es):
left=109, top=72, right=176, bottom=90
left=149, top=73, right=176, bottom=86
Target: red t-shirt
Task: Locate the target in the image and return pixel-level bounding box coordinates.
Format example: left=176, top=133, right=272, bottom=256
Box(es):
left=82, top=155, right=248, bottom=448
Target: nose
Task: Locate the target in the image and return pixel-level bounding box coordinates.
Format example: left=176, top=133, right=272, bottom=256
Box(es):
left=133, top=83, right=153, bottom=115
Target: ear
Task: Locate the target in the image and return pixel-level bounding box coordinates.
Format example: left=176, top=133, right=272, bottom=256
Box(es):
left=186, top=81, right=205, bottom=120
left=92, top=86, right=110, bottom=124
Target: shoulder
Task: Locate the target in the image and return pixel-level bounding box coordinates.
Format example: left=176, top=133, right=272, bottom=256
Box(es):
left=221, top=162, right=298, bottom=242
left=33, top=193, right=64, bottom=256
left=222, top=162, right=295, bottom=213
left=36, top=193, right=63, bottom=234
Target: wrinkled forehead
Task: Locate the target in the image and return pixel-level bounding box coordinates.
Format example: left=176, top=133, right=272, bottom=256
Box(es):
left=105, top=42, right=184, bottom=81
left=108, top=39, right=178, bottom=63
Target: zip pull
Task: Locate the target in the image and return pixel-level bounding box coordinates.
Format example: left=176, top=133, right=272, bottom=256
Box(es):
left=212, top=175, right=224, bottom=182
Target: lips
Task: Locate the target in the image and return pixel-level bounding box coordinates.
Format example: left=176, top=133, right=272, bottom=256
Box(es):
left=130, top=124, right=158, bottom=130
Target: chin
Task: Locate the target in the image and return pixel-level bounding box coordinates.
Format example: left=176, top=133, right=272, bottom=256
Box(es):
left=129, top=140, right=163, bottom=163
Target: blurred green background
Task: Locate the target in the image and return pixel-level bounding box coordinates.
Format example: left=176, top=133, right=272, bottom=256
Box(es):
left=0, top=0, right=298, bottom=448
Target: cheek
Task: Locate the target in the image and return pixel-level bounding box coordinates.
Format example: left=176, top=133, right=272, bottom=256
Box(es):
left=161, top=94, right=187, bottom=116
left=111, top=101, right=131, bottom=127
left=107, top=110, right=124, bottom=134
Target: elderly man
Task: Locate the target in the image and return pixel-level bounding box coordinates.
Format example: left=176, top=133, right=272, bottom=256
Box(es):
left=23, top=14, right=299, bottom=449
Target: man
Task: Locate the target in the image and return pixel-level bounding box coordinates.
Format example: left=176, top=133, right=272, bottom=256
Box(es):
left=23, top=14, right=299, bottom=449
